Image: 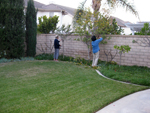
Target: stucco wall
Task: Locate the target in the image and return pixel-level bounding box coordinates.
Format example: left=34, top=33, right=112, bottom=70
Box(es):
left=36, top=34, right=150, bottom=67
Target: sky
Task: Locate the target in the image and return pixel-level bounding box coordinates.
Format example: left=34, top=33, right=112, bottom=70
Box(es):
left=34, top=0, right=150, bottom=23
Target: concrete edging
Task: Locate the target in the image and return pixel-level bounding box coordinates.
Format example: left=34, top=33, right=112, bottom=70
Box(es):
left=95, top=70, right=145, bottom=86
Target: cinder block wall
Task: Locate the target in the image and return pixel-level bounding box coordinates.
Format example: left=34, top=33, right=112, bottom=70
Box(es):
left=36, top=34, right=150, bottom=68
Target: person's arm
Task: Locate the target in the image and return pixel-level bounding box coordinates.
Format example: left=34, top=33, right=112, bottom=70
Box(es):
left=97, top=37, right=103, bottom=43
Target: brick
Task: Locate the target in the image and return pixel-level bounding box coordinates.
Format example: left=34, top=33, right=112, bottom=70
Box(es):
left=135, top=58, right=144, bottom=62
left=139, top=56, right=148, bottom=59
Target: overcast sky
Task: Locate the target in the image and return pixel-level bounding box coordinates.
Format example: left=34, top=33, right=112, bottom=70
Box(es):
left=34, top=0, right=150, bottom=23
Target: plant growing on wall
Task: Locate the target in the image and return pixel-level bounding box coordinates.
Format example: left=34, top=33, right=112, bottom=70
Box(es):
left=26, top=0, right=37, bottom=57
left=0, top=0, right=25, bottom=58
left=104, top=49, right=118, bottom=63
left=36, top=40, right=54, bottom=54
left=114, top=45, right=131, bottom=67
left=37, top=15, right=59, bottom=34
left=55, top=24, right=73, bottom=58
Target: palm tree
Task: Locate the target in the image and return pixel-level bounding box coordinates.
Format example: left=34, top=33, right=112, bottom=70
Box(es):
left=78, top=0, right=138, bottom=34
left=74, top=0, right=138, bottom=28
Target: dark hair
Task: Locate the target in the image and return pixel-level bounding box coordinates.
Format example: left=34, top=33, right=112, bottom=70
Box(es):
left=91, top=35, right=96, bottom=41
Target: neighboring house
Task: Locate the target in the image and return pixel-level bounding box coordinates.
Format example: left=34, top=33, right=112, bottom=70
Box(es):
left=24, top=0, right=76, bottom=27
left=110, top=16, right=132, bottom=35
left=24, top=0, right=135, bottom=35
left=125, top=22, right=150, bottom=35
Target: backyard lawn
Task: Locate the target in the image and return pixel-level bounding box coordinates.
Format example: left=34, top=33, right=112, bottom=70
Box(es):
left=0, top=61, right=148, bottom=113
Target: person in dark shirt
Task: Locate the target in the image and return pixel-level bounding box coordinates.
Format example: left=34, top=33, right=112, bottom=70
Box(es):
left=54, top=35, right=61, bottom=61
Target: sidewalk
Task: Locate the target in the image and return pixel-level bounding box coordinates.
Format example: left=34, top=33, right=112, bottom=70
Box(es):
left=95, top=70, right=150, bottom=113
left=96, top=88, right=150, bottom=113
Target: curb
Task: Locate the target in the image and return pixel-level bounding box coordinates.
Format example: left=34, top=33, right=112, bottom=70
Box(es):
left=95, top=70, right=146, bottom=86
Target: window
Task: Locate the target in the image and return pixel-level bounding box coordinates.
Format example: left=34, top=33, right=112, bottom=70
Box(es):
left=49, top=12, right=54, bottom=17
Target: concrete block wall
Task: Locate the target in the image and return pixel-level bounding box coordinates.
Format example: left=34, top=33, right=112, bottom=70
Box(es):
left=36, top=34, right=150, bottom=68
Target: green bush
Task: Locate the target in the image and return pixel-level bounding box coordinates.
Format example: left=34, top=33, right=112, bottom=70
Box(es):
left=34, top=54, right=54, bottom=60
left=134, top=23, right=150, bottom=35
left=35, top=54, right=93, bottom=66
left=37, top=15, right=59, bottom=34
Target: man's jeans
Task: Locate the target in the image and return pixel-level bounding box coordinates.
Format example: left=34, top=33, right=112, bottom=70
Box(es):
left=54, top=49, right=59, bottom=60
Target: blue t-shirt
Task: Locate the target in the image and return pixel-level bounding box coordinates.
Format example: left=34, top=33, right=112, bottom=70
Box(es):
left=91, top=38, right=103, bottom=53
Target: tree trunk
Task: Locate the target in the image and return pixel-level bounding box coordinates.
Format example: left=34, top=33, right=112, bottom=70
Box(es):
left=92, top=0, right=101, bottom=12
left=92, top=0, right=102, bottom=35
left=119, top=51, right=122, bottom=67
left=63, top=40, right=64, bottom=59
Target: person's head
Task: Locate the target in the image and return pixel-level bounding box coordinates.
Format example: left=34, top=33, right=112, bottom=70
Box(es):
left=55, top=35, right=59, bottom=39
left=91, top=35, right=96, bottom=41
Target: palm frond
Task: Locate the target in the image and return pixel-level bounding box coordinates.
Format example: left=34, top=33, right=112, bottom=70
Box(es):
left=106, top=0, right=139, bottom=19
left=117, top=0, right=139, bottom=17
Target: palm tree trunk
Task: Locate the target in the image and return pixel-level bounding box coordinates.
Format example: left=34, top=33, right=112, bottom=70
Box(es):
left=92, top=0, right=101, bottom=12
left=92, top=0, right=102, bottom=35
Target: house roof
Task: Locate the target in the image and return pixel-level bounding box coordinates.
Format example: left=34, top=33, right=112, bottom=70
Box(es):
left=24, top=0, right=45, bottom=9
left=110, top=16, right=129, bottom=27
left=43, top=3, right=76, bottom=16
left=24, top=0, right=76, bottom=16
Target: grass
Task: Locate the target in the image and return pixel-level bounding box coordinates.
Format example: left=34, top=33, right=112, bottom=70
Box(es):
left=98, top=62, right=150, bottom=86
left=35, top=53, right=150, bottom=86
left=0, top=61, right=148, bottom=113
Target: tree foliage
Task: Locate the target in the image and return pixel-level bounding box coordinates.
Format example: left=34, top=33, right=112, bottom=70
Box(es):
left=0, top=0, right=25, bottom=58
left=110, top=19, right=123, bottom=35
left=133, top=23, right=150, bottom=47
left=26, top=0, right=37, bottom=57
left=37, top=15, right=59, bottom=34
left=73, top=8, right=122, bottom=59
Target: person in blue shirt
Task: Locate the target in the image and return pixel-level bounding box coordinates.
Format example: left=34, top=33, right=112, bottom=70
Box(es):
left=54, top=35, right=61, bottom=61
left=91, top=35, right=103, bottom=67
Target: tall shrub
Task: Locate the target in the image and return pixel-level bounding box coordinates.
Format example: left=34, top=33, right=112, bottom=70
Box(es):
left=0, top=0, right=25, bottom=58
left=26, top=0, right=37, bottom=56
left=0, top=0, right=7, bottom=58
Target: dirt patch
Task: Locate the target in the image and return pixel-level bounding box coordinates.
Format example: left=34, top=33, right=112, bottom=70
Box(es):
left=18, top=66, right=51, bottom=77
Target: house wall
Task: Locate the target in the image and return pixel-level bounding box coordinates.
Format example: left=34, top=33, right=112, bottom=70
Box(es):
left=37, top=11, right=49, bottom=24
left=36, top=34, right=150, bottom=68
left=54, top=12, right=62, bottom=27
left=122, top=27, right=132, bottom=35
left=62, top=15, right=73, bottom=26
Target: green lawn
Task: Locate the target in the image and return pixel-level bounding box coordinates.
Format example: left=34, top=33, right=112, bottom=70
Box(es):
left=98, top=62, right=150, bottom=86
left=0, top=61, right=148, bottom=113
